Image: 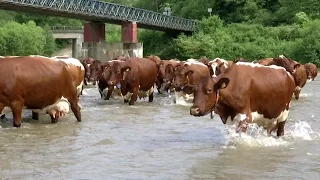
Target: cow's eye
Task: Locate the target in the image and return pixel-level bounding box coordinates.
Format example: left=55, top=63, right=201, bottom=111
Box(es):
left=117, top=71, right=121, bottom=74
left=206, top=89, right=212, bottom=94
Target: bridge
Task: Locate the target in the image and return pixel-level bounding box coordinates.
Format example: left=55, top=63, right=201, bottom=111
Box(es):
left=0, top=0, right=198, bottom=60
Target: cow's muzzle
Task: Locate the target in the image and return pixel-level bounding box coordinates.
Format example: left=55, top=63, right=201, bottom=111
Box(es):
left=190, top=106, right=200, bottom=116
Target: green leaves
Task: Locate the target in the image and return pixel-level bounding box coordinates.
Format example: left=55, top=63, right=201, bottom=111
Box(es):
left=0, top=21, right=54, bottom=56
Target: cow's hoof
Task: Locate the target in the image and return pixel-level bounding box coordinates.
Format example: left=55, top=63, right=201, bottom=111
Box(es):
left=124, top=99, right=129, bottom=103
left=129, top=102, right=134, bottom=105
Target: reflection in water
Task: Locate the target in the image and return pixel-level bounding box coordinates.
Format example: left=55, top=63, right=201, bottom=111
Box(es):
left=0, top=78, right=320, bottom=179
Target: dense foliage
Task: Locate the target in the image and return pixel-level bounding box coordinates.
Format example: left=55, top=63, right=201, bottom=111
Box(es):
left=1, top=0, right=320, bottom=65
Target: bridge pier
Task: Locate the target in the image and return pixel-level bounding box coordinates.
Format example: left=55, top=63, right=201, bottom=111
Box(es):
left=83, top=22, right=106, bottom=60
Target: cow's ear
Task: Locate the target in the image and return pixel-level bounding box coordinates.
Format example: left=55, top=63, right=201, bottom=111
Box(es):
left=294, top=63, right=301, bottom=69
left=121, top=66, right=131, bottom=72
left=185, top=70, right=194, bottom=77
left=214, top=77, right=229, bottom=91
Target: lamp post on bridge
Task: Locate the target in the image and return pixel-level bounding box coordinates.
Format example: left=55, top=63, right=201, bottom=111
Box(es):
left=208, top=8, right=212, bottom=16
left=163, top=7, right=172, bottom=16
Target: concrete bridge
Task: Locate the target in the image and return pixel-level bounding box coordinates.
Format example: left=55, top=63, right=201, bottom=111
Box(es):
left=51, top=26, right=84, bottom=58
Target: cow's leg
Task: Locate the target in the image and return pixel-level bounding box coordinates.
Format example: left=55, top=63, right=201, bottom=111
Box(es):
left=148, top=91, right=154, bottom=102
left=32, top=111, right=39, bottom=120
left=277, top=120, right=286, bottom=137
left=0, top=104, right=5, bottom=119
left=105, top=86, right=114, bottom=100
left=68, top=97, right=81, bottom=122
left=50, top=114, right=59, bottom=123
left=294, top=86, right=301, bottom=100
left=10, top=101, right=23, bottom=127
left=84, top=78, right=88, bottom=86
left=129, top=87, right=139, bottom=105
left=80, top=84, right=84, bottom=95
left=236, top=110, right=252, bottom=133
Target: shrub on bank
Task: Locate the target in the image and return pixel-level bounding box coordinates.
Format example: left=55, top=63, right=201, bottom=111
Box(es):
left=0, top=21, right=55, bottom=56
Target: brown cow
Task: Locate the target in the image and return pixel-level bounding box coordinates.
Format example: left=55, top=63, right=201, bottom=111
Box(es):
left=270, top=56, right=307, bottom=100
left=255, top=58, right=274, bottom=66
left=157, top=59, right=181, bottom=94
left=0, top=56, right=81, bottom=127
left=99, top=60, right=123, bottom=100
left=80, top=57, right=96, bottom=85
left=304, top=63, right=318, bottom=81
left=190, top=62, right=296, bottom=137
left=107, top=57, right=158, bottom=105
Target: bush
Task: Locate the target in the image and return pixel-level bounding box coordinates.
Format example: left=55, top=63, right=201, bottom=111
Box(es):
left=0, top=21, right=55, bottom=56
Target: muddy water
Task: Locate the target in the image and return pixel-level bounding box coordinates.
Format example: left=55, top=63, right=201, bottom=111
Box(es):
left=0, top=78, right=320, bottom=179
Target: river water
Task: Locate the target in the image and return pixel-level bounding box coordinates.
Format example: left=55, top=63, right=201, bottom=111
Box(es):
left=0, top=78, right=320, bottom=180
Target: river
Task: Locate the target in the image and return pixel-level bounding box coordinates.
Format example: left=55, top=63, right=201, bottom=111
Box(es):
left=0, top=78, right=319, bottom=179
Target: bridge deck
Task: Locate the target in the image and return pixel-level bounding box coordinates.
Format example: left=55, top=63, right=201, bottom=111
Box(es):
left=0, top=0, right=197, bottom=32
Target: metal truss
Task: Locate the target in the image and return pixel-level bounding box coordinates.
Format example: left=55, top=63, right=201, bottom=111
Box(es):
left=0, top=0, right=197, bottom=32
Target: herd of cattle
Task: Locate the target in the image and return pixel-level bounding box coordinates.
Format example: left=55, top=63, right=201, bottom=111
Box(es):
left=0, top=54, right=318, bottom=138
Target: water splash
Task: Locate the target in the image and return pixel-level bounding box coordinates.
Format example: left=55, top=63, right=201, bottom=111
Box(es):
left=222, top=120, right=318, bottom=148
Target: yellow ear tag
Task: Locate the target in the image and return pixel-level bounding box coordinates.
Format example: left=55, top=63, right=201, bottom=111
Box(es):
left=221, top=83, right=226, bottom=89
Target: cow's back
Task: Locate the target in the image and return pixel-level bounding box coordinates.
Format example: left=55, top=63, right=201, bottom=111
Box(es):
left=0, top=56, right=74, bottom=109
left=126, top=58, right=158, bottom=90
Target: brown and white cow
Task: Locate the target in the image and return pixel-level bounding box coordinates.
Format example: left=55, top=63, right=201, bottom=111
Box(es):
left=171, top=59, right=210, bottom=105
left=51, top=56, right=85, bottom=97
left=107, top=57, right=158, bottom=105
left=207, top=58, right=233, bottom=77
left=190, top=62, right=296, bottom=137
left=304, top=63, right=318, bottom=81
left=0, top=56, right=81, bottom=127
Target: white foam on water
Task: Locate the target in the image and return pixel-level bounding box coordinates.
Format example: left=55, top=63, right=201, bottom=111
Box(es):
left=221, top=120, right=318, bottom=148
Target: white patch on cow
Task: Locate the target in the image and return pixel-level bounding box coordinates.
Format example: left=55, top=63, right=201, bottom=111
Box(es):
left=29, top=55, right=48, bottom=58
left=236, top=62, right=285, bottom=70
left=158, top=82, right=168, bottom=94
left=295, top=86, right=302, bottom=91
left=0, top=56, right=4, bottom=58
left=209, top=58, right=229, bottom=77
left=51, top=56, right=85, bottom=70
left=87, top=64, right=91, bottom=67
left=185, top=59, right=207, bottom=67
left=32, top=96, right=71, bottom=115
left=224, top=110, right=289, bottom=130
left=137, top=86, right=154, bottom=99
left=0, top=107, right=12, bottom=116
left=77, top=81, right=84, bottom=96
left=124, top=92, right=133, bottom=101
left=100, top=86, right=122, bottom=99
left=174, top=91, right=193, bottom=106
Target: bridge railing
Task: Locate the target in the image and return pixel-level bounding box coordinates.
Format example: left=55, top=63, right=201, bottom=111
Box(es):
left=0, top=0, right=197, bottom=31
left=50, top=26, right=84, bottom=33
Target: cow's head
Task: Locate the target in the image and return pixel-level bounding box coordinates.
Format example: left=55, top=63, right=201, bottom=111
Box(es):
left=208, top=58, right=228, bottom=77
left=190, top=76, right=229, bottom=116
left=81, top=58, right=95, bottom=80
left=101, top=62, right=115, bottom=83
left=171, top=63, right=194, bottom=90
left=272, top=55, right=297, bottom=74
left=107, top=61, right=130, bottom=86
left=88, top=60, right=103, bottom=83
